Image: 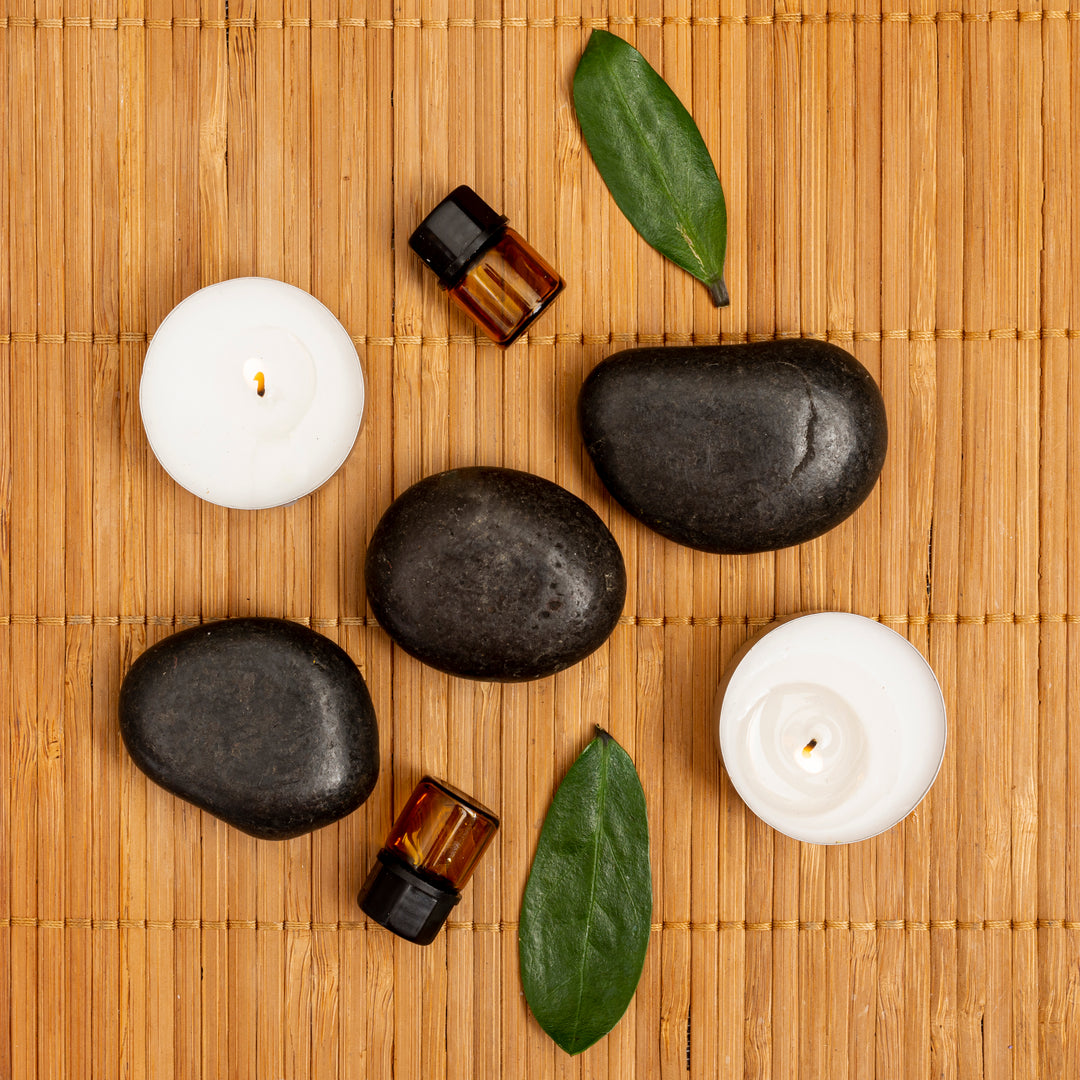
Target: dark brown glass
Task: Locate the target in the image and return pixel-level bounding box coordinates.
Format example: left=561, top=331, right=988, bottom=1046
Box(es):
left=446, top=229, right=564, bottom=347
left=383, top=776, right=499, bottom=890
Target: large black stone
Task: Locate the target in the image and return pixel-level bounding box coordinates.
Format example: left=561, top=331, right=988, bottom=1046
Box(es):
left=577, top=340, right=888, bottom=554
left=365, top=467, right=626, bottom=682
left=119, top=618, right=379, bottom=840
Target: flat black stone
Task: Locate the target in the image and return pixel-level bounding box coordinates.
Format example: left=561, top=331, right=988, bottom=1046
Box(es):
left=119, top=618, right=379, bottom=840
left=577, top=340, right=888, bottom=554
left=365, top=467, right=626, bottom=682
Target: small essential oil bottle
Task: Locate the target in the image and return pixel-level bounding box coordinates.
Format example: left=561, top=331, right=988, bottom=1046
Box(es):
left=409, top=185, right=564, bottom=347
left=357, top=775, right=499, bottom=945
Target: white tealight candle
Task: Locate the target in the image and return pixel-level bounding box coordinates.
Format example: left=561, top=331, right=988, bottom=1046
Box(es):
left=715, top=612, right=946, bottom=845
left=140, top=277, right=365, bottom=509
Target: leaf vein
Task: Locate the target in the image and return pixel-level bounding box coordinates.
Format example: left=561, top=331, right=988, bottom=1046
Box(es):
left=567, top=740, right=611, bottom=1051
left=596, top=51, right=710, bottom=280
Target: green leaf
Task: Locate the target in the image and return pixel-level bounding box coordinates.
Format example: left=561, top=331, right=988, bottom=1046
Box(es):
left=573, top=29, right=729, bottom=307
left=519, top=729, right=652, bottom=1056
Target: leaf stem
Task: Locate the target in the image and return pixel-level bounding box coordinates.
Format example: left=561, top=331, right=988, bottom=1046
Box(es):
left=707, top=276, right=730, bottom=308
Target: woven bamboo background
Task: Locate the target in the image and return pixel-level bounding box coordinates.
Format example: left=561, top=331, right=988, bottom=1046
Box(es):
left=2, top=0, right=1079, bottom=1076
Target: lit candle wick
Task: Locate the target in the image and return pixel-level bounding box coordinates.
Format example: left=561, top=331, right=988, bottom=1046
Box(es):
left=254, top=371, right=266, bottom=397
left=802, top=738, right=818, bottom=758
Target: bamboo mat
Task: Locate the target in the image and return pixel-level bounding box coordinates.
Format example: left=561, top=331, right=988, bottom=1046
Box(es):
left=1, top=1, right=1078, bottom=1077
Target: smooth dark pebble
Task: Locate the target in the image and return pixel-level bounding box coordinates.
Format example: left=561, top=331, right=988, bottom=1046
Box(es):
left=365, top=466, right=626, bottom=682
left=577, top=340, right=888, bottom=554
left=119, top=618, right=379, bottom=840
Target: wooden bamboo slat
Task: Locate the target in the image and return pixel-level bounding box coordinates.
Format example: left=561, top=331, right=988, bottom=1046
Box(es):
left=3, top=1, right=1080, bottom=1077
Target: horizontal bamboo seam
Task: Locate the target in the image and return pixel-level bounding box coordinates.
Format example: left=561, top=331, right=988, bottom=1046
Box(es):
left=0, top=612, right=1070, bottom=628
left=3, top=916, right=1077, bottom=932
left=5, top=329, right=1079, bottom=347
left=2, top=11, right=1078, bottom=30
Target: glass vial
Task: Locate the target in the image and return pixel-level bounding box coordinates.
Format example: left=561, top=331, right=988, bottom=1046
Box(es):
left=357, top=775, right=499, bottom=945
left=409, top=185, right=564, bottom=347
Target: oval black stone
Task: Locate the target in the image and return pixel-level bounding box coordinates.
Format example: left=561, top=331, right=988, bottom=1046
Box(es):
left=119, top=618, right=379, bottom=840
left=577, top=340, right=888, bottom=554
left=365, top=467, right=626, bottom=682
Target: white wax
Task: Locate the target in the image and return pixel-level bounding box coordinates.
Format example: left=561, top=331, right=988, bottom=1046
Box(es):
left=715, top=613, right=946, bottom=845
left=140, top=277, right=365, bottom=509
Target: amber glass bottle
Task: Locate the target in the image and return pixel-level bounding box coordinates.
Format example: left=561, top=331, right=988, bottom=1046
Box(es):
left=409, top=185, right=564, bottom=347
left=357, top=776, right=499, bottom=944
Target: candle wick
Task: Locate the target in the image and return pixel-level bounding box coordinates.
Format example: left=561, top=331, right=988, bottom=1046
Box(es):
left=802, top=738, right=818, bottom=757
left=254, top=371, right=266, bottom=397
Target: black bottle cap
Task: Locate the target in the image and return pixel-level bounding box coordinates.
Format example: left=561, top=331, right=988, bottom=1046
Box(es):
left=358, top=850, right=461, bottom=945
left=408, top=185, right=508, bottom=286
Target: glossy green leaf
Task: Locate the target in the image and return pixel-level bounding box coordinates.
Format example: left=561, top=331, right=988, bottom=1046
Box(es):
left=519, top=730, right=652, bottom=1056
left=573, top=29, right=729, bottom=306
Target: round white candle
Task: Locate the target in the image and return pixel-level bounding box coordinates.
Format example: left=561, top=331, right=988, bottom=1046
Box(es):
left=715, top=612, right=946, bottom=845
left=140, top=277, right=365, bottom=509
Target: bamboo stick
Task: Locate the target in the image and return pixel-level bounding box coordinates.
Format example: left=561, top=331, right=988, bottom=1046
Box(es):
left=903, top=0, right=939, bottom=1064
left=0, top=631, right=10, bottom=1080
left=0, top=8, right=11, bottom=1075
left=1066, top=14, right=1080, bottom=1080
left=1066, top=12, right=1080, bottom=1076
left=617, top=9, right=671, bottom=1080
left=928, top=7, right=965, bottom=1079
left=144, top=5, right=179, bottom=1077
left=9, top=4, right=38, bottom=1074
left=985, top=9, right=1022, bottom=1080
left=390, top=7, right=427, bottom=1080
left=355, top=5, right=396, bottom=1076
left=419, top=9, right=453, bottom=1080
left=117, top=0, right=151, bottom=1072
left=254, top=7, right=291, bottom=1078
left=438, top=0, right=477, bottom=1054
left=850, top=1, right=884, bottom=1076
left=311, top=5, right=350, bottom=1078
left=818, top=1, right=857, bottom=1073
left=31, top=1, right=71, bottom=1076
left=223, top=0, right=259, bottom=1075
left=819, top=5, right=857, bottom=1070
left=820, top=0, right=855, bottom=1049
left=877, top=0, right=915, bottom=1076
left=1010, top=0, right=1042, bottom=1058
left=523, top=671, right=558, bottom=1080
left=717, top=597, right=747, bottom=1080
left=596, top=4, right=635, bottom=1075
left=335, top=5, right=369, bottom=1078
left=89, top=3, right=124, bottom=1075
left=770, top=3, right=806, bottom=1077
left=196, top=5, right=231, bottom=1078
left=654, top=8, right=697, bottom=1079
left=467, top=2, right=507, bottom=1072
left=742, top=0, right=777, bottom=1073
left=170, top=4, right=204, bottom=1073
left=686, top=9, right=723, bottom=1073
left=799, top=167, right=834, bottom=1049
left=525, top=7, right=568, bottom=1080
left=715, top=0, right=748, bottom=1043
left=280, top=8, right=317, bottom=1080
left=501, top=6, right=550, bottom=1075
left=957, top=5, right=994, bottom=1078
left=277, top=80, right=321, bottom=986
